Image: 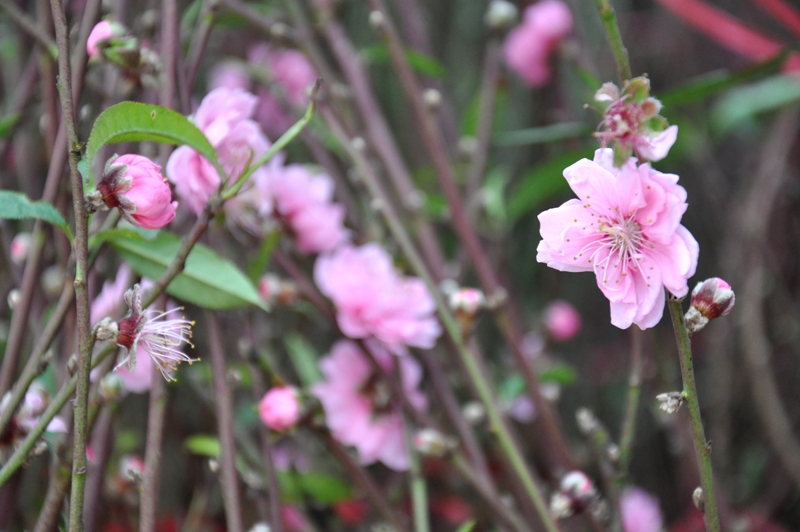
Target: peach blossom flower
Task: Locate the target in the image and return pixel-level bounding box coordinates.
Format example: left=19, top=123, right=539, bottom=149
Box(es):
left=537, top=149, right=698, bottom=329
left=503, top=0, right=572, bottom=87
left=312, top=340, right=426, bottom=470
left=543, top=300, right=581, bottom=341
left=259, top=386, right=301, bottom=431
left=621, top=487, right=663, bottom=532
left=314, top=244, right=441, bottom=351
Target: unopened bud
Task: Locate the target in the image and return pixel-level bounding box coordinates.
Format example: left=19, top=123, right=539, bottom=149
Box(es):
left=259, top=275, right=299, bottom=306
left=42, top=266, right=65, bottom=299
left=557, top=471, right=598, bottom=513
left=10, top=233, right=31, bottom=265
left=414, top=428, right=457, bottom=457
left=685, top=278, right=735, bottom=333
left=422, top=88, right=442, bottom=110
left=351, top=136, right=366, bottom=152
left=248, top=523, right=272, bottom=532
left=656, top=391, right=684, bottom=414
left=208, top=458, right=220, bottom=473
left=99, top=373, right=125, bottom=402
left=485, top=0, right=518, bottom=31
left=463, top=402, right=486, bottom=425
left=692, top=487, right=704, bottom=512
left=550, top=492, right=574, bottom=519
left=575, top=407, right=600, bottom=435
left=449, top=288, right=486, bottom=315
left=594, top=82, right=620, bottom=103
left=7, top=289, right=20, bottom=310
left=94, top=317, right=120, bottom=343
left=270, top=22, right=289, bottom=39
left=368, top=10, right=385, bottom=31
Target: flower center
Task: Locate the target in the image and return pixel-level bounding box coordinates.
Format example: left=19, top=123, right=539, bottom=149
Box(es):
left=360, top=374, right=394, bottom=416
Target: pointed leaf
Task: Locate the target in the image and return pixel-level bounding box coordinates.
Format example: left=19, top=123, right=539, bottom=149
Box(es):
left=108, top=230, right=267, bottom=310
left=0, top=191, right=72, bottom=240
left=84, top=102, right=223, bottom=186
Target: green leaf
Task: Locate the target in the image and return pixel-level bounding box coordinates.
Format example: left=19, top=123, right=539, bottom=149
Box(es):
left=360, top=46, right=445, bottom=78
left=711, top=74, right=800, bottom=134
left=494, top=122, right=590, bottom=147
left=184, top=434, right=221, bottom=457
left=284, top=333, right=322, bottom=386
left=0, top=112, right=20, bottom=139
left=84, top=102, right=223, bottom=186
left=108, top=230, right=266, bottom=310
left=296, top=472, right=352, bottom=505
left=506, top=148, right=595, bottom=222
left=455, top=520, right=477, bottom=532
left=88, top=227, right=146, bottom=251
left=247, top=229, right=281, bottom=284
left=539, top=363, right=578, bottom=385
left=0, top=190, right=72, bottom=239
left=660, top=51, right=790, bottom=108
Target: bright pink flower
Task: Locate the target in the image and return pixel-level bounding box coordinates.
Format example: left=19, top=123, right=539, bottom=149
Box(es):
left=114, top=284, right=196, bottom=381
left=537, top=149, right=699, bottom=329
left=253, top=88, right=292, bottom=139
left=86, top=21, right=115, bottom=58
left=259, top=386, right=301, bottom=431
left=544, top=300, right=582, bottom=341
left=312, top=340, right=426, bottom=470
left=193, top=87, right=258, bottom=146
left=208, top=61, right=250, bottom=91
left=621, top=487, right=663, bottom=532
left=249, top=44, right=317, bottom=106
left=267, top=164, right=348, bottom=253
left=282, top=506, right=311, bottom=532
left=94, top=155, right=177, bottom=229
left=503, top=0, right=572, bottom=87
left=314, top=244, right=441, bottom=351
left=90, top=264, right=133, bottom=325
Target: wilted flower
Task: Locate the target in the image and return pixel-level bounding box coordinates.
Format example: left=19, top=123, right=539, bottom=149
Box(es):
left=266, top=165, right=349, bottom=254
left=550, top=470, right=598, bottom=518
left=89, top=154, right=177, bottom=229
left=503, top=0, right=572, bottom=87
left=259, top=386, right=301, bottom=431
left=537, top=149, right=699, bottom=330
left=685, top=277, right=735, bottom=333
left=314, top=244, right=441, bottom=351
left=312, top=340, right=427, bottom=470
left=111, top=284, right=196, bottom=381
left=594, top=77, right=679, bottom=165
left=621, top=487, right=663, bottom=532
left=543, top=300, right=582, bottom=341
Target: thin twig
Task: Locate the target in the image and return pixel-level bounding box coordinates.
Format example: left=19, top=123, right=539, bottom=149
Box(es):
left=667, top=297, right=720, bottom=532
left=185, top=0, right=219, bottom=91
left=593, top=0, right=632, bottom=81
left=206, top=313, right=244, bottom=532
left=140, top=369, right=168, bottom=532
left=619, top=326, right=643, bottom=474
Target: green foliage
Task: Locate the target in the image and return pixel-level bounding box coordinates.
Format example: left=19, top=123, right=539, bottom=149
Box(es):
left=494, top=122, right=590, bottom=147
left=247, top=229, right=281, bottom=284
left=506, top=148, right=595, bottom=222
left=84, top=102, right=223, bottom=186
left=108, top=230, right=266, bottom=310
left=0, top=190, right=72, bottom=240
left=455, top=520, right=477, bottom=532
left=361, top=46, right=445, bottom=78
left=0, top=112, right=20, bottom=138
left=284, top=333, right=323, bottom=386
left=711, top=74, right=800, bottom=134
left=88, top=227, right=145, bottom=251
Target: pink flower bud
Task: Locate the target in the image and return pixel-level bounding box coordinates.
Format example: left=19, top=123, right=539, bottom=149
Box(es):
left=10, top=233, right=31, bottom=265
left=259, top=386, right=301, bottom=431
left=685, top=277, right=735, bottom=333
left=86, top=21, right=117, bottom=58
left=94, top=154, right=177, bottom=229
left=448, top=287, right=486, bottom=315
left=543, top=300, right=581, bottom=341
left=552, top=470, right=597, bottom=516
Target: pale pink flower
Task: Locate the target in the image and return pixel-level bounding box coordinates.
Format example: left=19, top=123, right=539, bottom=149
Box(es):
left=312, top=340, right=426, bottom=470
left=0, top=384, right=67, bottom=447
left=115, top=346, right=154, bottom=393
left=537, top=149, right=699, bottom=329
left=621, top=487, right=663, bottom=532
left=208, top=61, right=251, bottom=91
left=267, top=165, right=348, bottom=253
left=543, top=300, right=582, bottom=341
left=86, top=21, right=115, bottom=58
left=114, top=284, right=196, bottom=381
left=259, top=386, right=301, bottom=431
left=93, top=154, right=177, bottom=229
left=253, top=88, right=292, bottom=139
left=10, top=233, right=31, bottom=265
left=90, top=264, right=134, bottom=325
left=503, top=0, right=572, bottom=87
left=194, top=87, right=258, bottom=145
left=314, top=244, right=441, bottom=351
left=249, top=44, right=316, bottom=106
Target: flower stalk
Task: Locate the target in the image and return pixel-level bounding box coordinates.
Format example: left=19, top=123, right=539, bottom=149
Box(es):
left=667, top=297, right=720, bottom=532
left=593, top=0, right=632, bottom=81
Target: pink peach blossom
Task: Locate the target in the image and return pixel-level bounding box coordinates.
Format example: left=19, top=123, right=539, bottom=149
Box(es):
left=543, top=300, right=582, bottom=341
left=267, top=165, right=348, bottom=253
left=249, top=45, right=316, bottom=106
left=114, top=346, right=154, bottom=393
left=314, top=244, right=441, bottom=351
left=503, top=0, right=573, bottom=87
left=95, top=155, right=177, bottom=229
left=208, top=61, right=251, bottom=91
left=90, top=264, right=134, bottom=326
left=86, top=21, right=115, bottom=58
left=621, top=487, right=663, bottom=532
left=193, top=87, right=257, bottom=146
left=537, top=149, right=699, bottom=329
left=312, top=340, right=426, bottom=470
left=259, top=386, right=301, bottom=431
